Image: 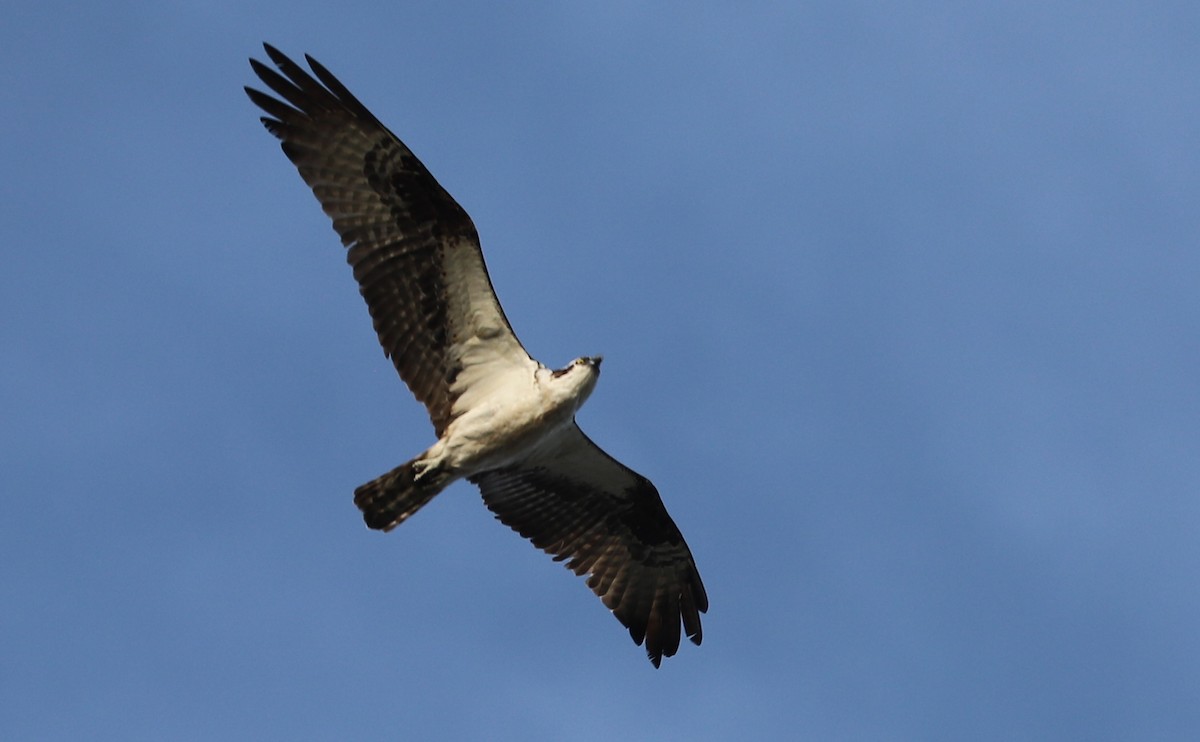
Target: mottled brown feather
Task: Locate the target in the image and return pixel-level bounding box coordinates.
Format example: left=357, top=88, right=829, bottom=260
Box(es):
left=245, top=44, right=522, bottom=435
left=471, top=424, right=707, bottom=668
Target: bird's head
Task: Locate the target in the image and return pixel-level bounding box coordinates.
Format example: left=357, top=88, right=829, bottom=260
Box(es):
left=551, top=355, right=603, bottom=376
left=548, top=355, right=603, bottom=408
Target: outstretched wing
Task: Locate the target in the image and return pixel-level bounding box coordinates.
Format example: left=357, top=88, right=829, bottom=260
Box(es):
left=471, top=424, right=708, bottom=667
left=246, top=45, right=533, bottom=435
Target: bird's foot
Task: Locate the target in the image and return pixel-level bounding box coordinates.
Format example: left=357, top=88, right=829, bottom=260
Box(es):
left=412, top=458, right=440, bottom=484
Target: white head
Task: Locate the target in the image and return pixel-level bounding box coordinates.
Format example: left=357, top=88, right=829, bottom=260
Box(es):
left=546, top=355, right=603, bottom=411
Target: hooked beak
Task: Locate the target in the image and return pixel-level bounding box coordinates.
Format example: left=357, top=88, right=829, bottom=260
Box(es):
left=587, top=355, right=604, bottom=368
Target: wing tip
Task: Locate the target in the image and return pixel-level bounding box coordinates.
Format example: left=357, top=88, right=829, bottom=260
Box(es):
left=261, top=41, right=289, bottom=68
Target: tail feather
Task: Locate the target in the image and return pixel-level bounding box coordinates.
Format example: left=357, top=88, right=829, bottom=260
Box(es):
left=353, top=460, right=448, bottom=531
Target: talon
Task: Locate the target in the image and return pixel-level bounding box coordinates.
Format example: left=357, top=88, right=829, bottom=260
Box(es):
left=412, top=459, right=436, bottom=483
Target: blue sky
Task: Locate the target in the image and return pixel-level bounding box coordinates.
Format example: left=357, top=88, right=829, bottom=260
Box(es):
left=3, top=2, right=1199, bottom=739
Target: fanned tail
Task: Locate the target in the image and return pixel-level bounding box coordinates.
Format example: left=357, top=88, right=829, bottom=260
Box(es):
left=354, top=460, right=449, bottom=531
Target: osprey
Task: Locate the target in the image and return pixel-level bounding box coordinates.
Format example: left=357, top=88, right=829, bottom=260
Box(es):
left=246, top=45, right=707, bottom=667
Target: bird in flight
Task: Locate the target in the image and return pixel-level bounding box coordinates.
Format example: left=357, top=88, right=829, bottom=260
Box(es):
left=245, top=44, right=707, bottom=666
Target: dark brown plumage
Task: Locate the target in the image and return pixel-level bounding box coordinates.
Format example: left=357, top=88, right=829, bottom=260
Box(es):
left=246, top=44, right=515, bottom=435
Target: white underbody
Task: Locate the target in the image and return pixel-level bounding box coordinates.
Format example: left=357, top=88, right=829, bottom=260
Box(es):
left=414, top=359, right=600, bottom=485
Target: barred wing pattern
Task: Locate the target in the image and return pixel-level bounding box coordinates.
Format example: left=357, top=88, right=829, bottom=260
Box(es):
left=246, top=44, right=529, bottom=435
left=472, top=425, right=708, bottom=667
